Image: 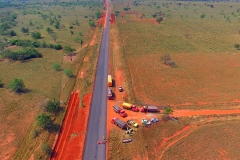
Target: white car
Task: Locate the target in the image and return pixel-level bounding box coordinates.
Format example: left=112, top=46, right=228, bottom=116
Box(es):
left=142, top=119, right=151, bottom=125
left=151, top=118, right=159, bottom=123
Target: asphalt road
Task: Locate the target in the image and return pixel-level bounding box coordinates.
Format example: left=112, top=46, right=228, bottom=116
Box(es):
left=83, top=3, right=110, bottom=160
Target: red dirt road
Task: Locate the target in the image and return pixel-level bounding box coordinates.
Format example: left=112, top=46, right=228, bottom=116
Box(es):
left=51, top=92, right=92, bottom=160
left=173, top=109, right=240, bottom=117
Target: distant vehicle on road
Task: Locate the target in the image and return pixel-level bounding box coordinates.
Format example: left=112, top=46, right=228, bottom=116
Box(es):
left=111, top=117, right=127, bottom=129
left=122, top=102, right=139, bottom=112
left=108, top=75, right=112, bottom=87
left=127, top=120, right=138, bottom=128
left=113, top=105, right=127, bottom=117
left=140, top=106, right=159, bottom=112
left=118, top=86, right=123, bottom=92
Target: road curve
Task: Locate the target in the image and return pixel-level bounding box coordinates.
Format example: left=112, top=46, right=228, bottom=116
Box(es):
left=83, top=2, right=110, bottom=160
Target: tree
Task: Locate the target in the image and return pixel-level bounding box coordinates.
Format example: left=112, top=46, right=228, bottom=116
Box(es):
left=52, top=63, right=61, bottom=71
left=152, top=14, right=157, bottom=18
left=156, top=17, right=163, bottom=23
left=70, top=30, right=74, bottom=38
left=8, top=78, right=25, bottom=92
left=21, top=27, right=29, bottom=33
left=0, top=80, right=3, bottom=88
left=31, top=32, right=41, bottom=39
left=41, top=142, right=52, bottom=155
left=200, top=13, right=206, bottom=18
left=51, top=33, right=57, bottom=42
left=161, top=54, right=176, bottom=67
left=164, top=107, right=173, bottom=115
left=180, top=14, right=183, bottom=19
left=36, top=113, right=52, bottom=129
left=63, top=46, right=75, bottom=55
left=80, top=39, right=84, bottom=48
left=9, top=30, right=16, bottom=36
left=234, top=44, right=240, bottom=50
left=78, top=32, right=83, bottom=36
left=161, top=54, right=171, bottom=64
left=89, top=21, right=95, bottom=27
left=95, top=11, right=101, bottom=18
left=46, top=27, right=53, bottom=34
left=64, top=69, right=73, bottom=77
left=45, top=99, right=60, bottom=113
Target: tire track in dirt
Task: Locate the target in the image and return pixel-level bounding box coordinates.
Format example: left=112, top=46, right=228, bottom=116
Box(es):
left=51, top=92, right=79, bottom=160
left=158, top=126, right=197, bottom=160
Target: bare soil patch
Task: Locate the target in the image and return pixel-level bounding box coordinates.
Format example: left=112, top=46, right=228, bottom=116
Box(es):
left=110, top=13, right=116, bottom=24
left=51, top=92, right=91, bottom=160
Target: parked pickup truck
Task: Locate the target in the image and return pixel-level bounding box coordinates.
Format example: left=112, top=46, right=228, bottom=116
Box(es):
left=140, top=106, right=159, bottom=112
left=111, top=117, right=127, bottom=129
left=122, top=102, right=139, bottom=112
left=113, top=105, right=127, bottom=117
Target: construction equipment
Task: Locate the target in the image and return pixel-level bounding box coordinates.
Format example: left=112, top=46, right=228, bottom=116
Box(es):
left=122, top=102, right=139, bottom=112
left=113, top=105, right=127, bottom=117
left=140, top=106, right=159, bottom=112
left=108, top=75, right=112, bottom=87
left=111, top=117, right=127, bottom=129
left=127, top=120, right=138, bottom=128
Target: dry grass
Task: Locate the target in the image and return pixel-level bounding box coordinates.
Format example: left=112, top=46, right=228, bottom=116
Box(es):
left=163, top=119, right=240, bottom=160
left=111, top=1, right=240, bottom=108
left=108, top=1, right=240, bottom=160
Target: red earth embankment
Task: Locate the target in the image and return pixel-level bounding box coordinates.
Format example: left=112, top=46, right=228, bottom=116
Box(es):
left=51, top=92, right=92, bottom=160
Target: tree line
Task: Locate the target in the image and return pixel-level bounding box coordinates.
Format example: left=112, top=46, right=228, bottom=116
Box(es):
left=1, top=48, right=42, bottom=61
left=9, top=39, right=62, bottom=50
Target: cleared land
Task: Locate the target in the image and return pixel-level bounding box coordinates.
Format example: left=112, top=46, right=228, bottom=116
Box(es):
left=108, top=0, right=240, bottom=159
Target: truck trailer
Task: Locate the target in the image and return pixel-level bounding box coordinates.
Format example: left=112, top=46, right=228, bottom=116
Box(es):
left=140, top=106, right=159, bottom=112
left=108, top=75, right=112, bottom=87
left=111, top=117, right=127, bottom=129
left=113, top=105, right=127, bottom=117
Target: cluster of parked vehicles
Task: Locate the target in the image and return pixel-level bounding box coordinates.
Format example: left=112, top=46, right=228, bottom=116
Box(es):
left=108, top=75, right=161, bottom=136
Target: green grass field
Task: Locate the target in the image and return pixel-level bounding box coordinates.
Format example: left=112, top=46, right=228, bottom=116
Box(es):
left=0, top=0, right=104, bottom=159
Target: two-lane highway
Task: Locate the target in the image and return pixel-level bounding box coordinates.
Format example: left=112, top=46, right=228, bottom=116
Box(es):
left=83, top=2, right=110, bottom=160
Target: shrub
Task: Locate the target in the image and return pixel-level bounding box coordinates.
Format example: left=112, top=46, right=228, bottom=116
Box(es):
left=41, top=142, right=52, bottom=155
left=2, top=48, right=42, bottom=61
left=36, top=113, right=52, bottom=129
left=64, top=69, right=73, bottom=77
left=31, top=32, right=41, bottom=39
left=0, top=80, right=3, bottom=87
left=52, top=63, right=61, bottom=71
left=200, top=13, right=206, bottom=18
left=8, top=78, right=25, bottom=92
left=234, top=44, right=240, bottom=50
left=45, top=99, right=60, bottom=113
